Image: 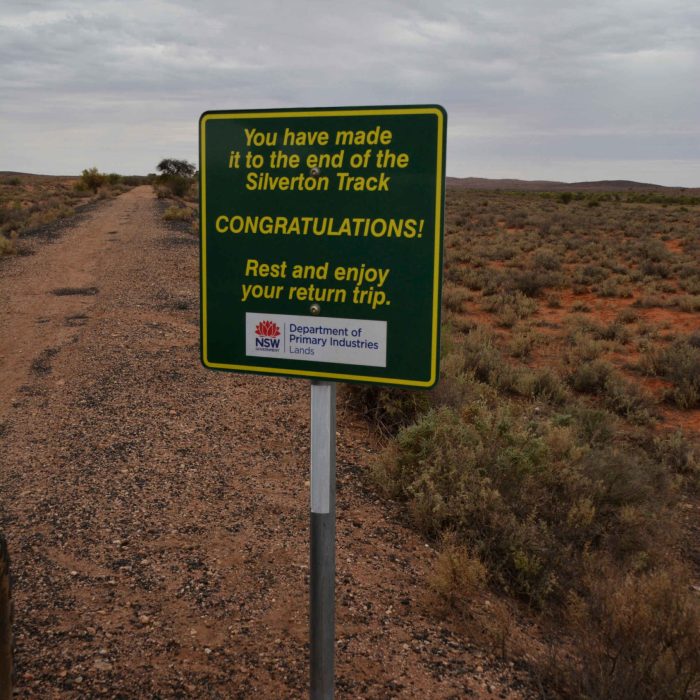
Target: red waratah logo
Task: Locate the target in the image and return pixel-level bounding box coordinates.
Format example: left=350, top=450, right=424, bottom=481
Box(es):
left=255, top=321, right=281, bottom=338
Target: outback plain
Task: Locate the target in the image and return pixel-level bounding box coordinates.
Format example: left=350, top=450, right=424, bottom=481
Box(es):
left=0, top=171, right=699, bottom=698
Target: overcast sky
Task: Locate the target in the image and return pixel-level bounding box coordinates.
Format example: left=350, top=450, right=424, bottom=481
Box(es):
left=1, top=0, right=698, bottom=186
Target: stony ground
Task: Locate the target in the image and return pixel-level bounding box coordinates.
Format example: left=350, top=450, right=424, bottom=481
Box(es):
left=0, top=187, right=537, bottom=698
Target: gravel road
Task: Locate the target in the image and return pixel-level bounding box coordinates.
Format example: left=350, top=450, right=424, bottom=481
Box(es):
left=0, top=187, right=535, bottom=698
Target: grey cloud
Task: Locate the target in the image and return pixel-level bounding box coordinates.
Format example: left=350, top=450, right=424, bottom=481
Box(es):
left=0, top=0, right=698, bottom=184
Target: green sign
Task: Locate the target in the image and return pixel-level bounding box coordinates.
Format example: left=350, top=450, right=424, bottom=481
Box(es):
left=199, top=105, right=446, bottom=387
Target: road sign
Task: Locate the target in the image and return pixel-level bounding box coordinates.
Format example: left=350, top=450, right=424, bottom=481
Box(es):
left=199, top=105, right=446, bottom=387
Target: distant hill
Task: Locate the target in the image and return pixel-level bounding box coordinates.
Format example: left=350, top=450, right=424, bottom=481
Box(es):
left=0, top=172, right=73, bottom=178
left=3, top=172, right=698, bottom=194
left=446, top=177, right=700, bottom=194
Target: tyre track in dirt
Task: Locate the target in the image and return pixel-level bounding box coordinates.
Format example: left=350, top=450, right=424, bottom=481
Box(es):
left=0, top=187, right=536, bottom=698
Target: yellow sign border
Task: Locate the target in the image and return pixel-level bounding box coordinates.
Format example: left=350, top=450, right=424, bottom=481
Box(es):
left=200, top=106, right=445, bottom=387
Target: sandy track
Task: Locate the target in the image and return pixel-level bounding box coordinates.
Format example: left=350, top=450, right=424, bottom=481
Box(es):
left=0, top=188, right=534, bottom=698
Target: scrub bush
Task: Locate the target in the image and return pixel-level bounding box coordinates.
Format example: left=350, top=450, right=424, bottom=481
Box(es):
left=348, top=187, right=700, bottom=696
left=643, top=338, right=700, bottom=408
left=569, top=361, right=654, bottom=423
left=510, top=269, right=557, bottom=297
left=442, top=284, right=469, bottom=312
left=375, top=403, right=672, bottom=606
left=156, top=159, right=196, bottom=198
left=481, top=290, right=537, bottom=326
left=161, top=175, right=191, bottom=198
left=80, top=167, right=106, bottom=193
left=0, top=233, right=16, bottom=255
left=342, top=385, right=430, bottom=436
left=428, top=533, right=487, bottom=610
left=163, top=206, right=192, bottom=221
left=564, top=565, right=700, bottom=699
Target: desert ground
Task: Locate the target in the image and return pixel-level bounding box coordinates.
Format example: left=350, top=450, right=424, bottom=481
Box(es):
left=2, top=177, right=699, bottom=698
left=0, top=186, right=537, bottom=698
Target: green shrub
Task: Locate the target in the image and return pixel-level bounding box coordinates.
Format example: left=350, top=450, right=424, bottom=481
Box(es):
left=641, top=260, right=671, bottom=279
left=122, top=175, right=151, bottom=186
left=155, top=160, right=196, bottom=198
left=596, top=279, right=625, bottom=298
left=80, top=167, right=105, bottom=193
left=569, top=361, right=654, bottom=423
left=533, top=249, right=562, bottom=271
left=598, top=321, right=631, bottom=344
left=644, top=339, right=700, bottom=408
left=616, top=308, right=639, bottom=324
left=0, top=233, right=16, bottom=255
left=577, top=265, right=608, bottom=284
left=376, top=405, right=672, bottom=606
left=569, top=360, right=613, bottom=393
left=508, top=330, right=537, bottom=359
left=161, top=175, right=191, bottom=198
left=441, top=284, right=469, bottom=312
left=565, top=565, right=700, bottom=700
left=572, top=408, right=616, bottom=446
left=532, top=370, right=569, bottom=405
left=458, top=325, right=502, bottom=384
left=679, top=272, right=700, bottom=295
left=676, top=295, right=700, bottom=312
left=601, top=374, right=654, bottom=424
left=455, top=325, right=582, bottom=407
left=459, top=268, right=493, bottom=291
left=163, top=206, right=192, bottom=221
left=428, top=533, right=487, bottom=611
left=655, top=430, right=699, bottom=481
left=642, top=239, right=671, bottom=262
left=342, top=385, right=430, bottom=436
left=633, top=295, right=665, bottom=308
left=511, top=269, right=557, bottom=297
left=482, top=290, right=538, bottom=326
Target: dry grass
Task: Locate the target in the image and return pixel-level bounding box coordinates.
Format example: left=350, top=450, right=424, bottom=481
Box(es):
left=347, top=186, right=700, bottom=698
left=0, top=173, right=137, bottom=256
left=156, top=177, right=199, bottom=232
left=428, top=532, right=488, bottom=610
left=439, top=188, right=700, bottom=431
left=561, top=562, right=700, bottom=699
left=162, top=205, right=193, bottom=222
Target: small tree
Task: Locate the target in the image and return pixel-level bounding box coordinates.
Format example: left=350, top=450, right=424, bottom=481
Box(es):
left=81, top=167, right=105, bottom=193
left=156, top=159, right=196, bottom=178
left=559, top=192, right=573, bottom=204
left=156, top=159, right=196, bottom=198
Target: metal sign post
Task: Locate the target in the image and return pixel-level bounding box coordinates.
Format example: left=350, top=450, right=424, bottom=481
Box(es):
left=310, top=380, right=336, bottom=699
left=198, top=104, right=447, bottom=697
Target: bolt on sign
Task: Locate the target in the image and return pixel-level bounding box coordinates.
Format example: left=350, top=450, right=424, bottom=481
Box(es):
left=199, top=105, right=447, bottom=387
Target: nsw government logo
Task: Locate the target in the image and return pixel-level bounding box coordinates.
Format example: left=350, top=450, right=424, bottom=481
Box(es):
left=254, top=320, right=282, bottom=351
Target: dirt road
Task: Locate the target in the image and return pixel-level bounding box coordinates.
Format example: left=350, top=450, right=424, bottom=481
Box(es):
left=0, top=188, right=534, bottom=698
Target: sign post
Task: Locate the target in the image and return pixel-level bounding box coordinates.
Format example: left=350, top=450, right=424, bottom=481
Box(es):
left=199, top=105, right=446, bottom=697
left=310, top=381, right=336, bottom=699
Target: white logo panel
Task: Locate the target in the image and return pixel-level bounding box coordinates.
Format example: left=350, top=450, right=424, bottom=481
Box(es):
left=246, top=313, right=387, bottom=367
